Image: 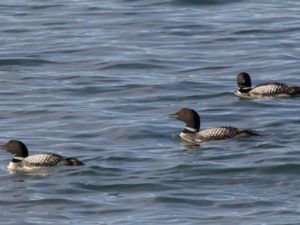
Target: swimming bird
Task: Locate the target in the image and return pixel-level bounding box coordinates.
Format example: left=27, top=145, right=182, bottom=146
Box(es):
left=235, top=72, right=300, bottom=98
left=2, top=140, right=83, bottom=171
left=170, top=108, right=258, bottom=144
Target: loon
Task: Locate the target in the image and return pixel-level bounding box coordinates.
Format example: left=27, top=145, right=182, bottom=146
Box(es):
left=235, top=72, right=300, bottom=98
left=2, top=140, right=83, bottom=171
left=170, top=108, right=258, bottom=144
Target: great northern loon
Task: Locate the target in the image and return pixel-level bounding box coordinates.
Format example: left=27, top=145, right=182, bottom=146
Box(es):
left=170, top=108, right=258, bottom=144
left=235, top=72, right=300, bottom=98
left=2, top=140, right=83, bottom=171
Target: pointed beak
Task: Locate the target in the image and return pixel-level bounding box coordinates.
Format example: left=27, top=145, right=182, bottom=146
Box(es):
left=168, top=112, right=179, bottom=119
left=1, top=142, right=9, bottom=150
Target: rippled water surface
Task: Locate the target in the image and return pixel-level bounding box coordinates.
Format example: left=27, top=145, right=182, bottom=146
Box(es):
left=0, top=0, right=300, bottom=224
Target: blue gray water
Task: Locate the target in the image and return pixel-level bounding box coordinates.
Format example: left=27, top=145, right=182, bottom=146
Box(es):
left=0, top=0, right=300, bottom=224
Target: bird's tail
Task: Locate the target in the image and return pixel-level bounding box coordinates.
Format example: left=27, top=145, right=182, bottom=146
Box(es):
left=238, top=129, right=260, bottom=137
left=66, top=157, right=84, bottom=166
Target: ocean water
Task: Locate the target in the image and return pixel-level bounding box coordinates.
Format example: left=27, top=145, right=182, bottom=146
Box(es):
left=0, top=0, right=300, bottom=224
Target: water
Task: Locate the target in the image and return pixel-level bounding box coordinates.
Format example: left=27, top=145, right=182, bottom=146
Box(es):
left=0, top=0, right=300, bottom=224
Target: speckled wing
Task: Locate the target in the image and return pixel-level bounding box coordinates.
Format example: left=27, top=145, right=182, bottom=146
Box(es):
left=197, top=127, right=240, bottom=141
left=180, top=127, right=241, bottom=144
left=251, top=83, right=300, bottom=97
left=23, top=153, right=67, bottom=167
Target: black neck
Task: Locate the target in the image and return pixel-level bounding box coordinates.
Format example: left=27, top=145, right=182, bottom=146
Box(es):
left=185, top=110, right=200, bottom=132
left=12, top=157, right=23, bottom=163
left=239, top=87, right=252, bottom=93
left=182, top=127, right=198, bottom=133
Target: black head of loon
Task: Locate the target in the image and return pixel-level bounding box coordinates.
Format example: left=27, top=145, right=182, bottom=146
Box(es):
left=237, top=72, right=252, bottom=92
left=2, top=140, right=28, bottom=158
left=169, top=108, right=200, bottom=133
